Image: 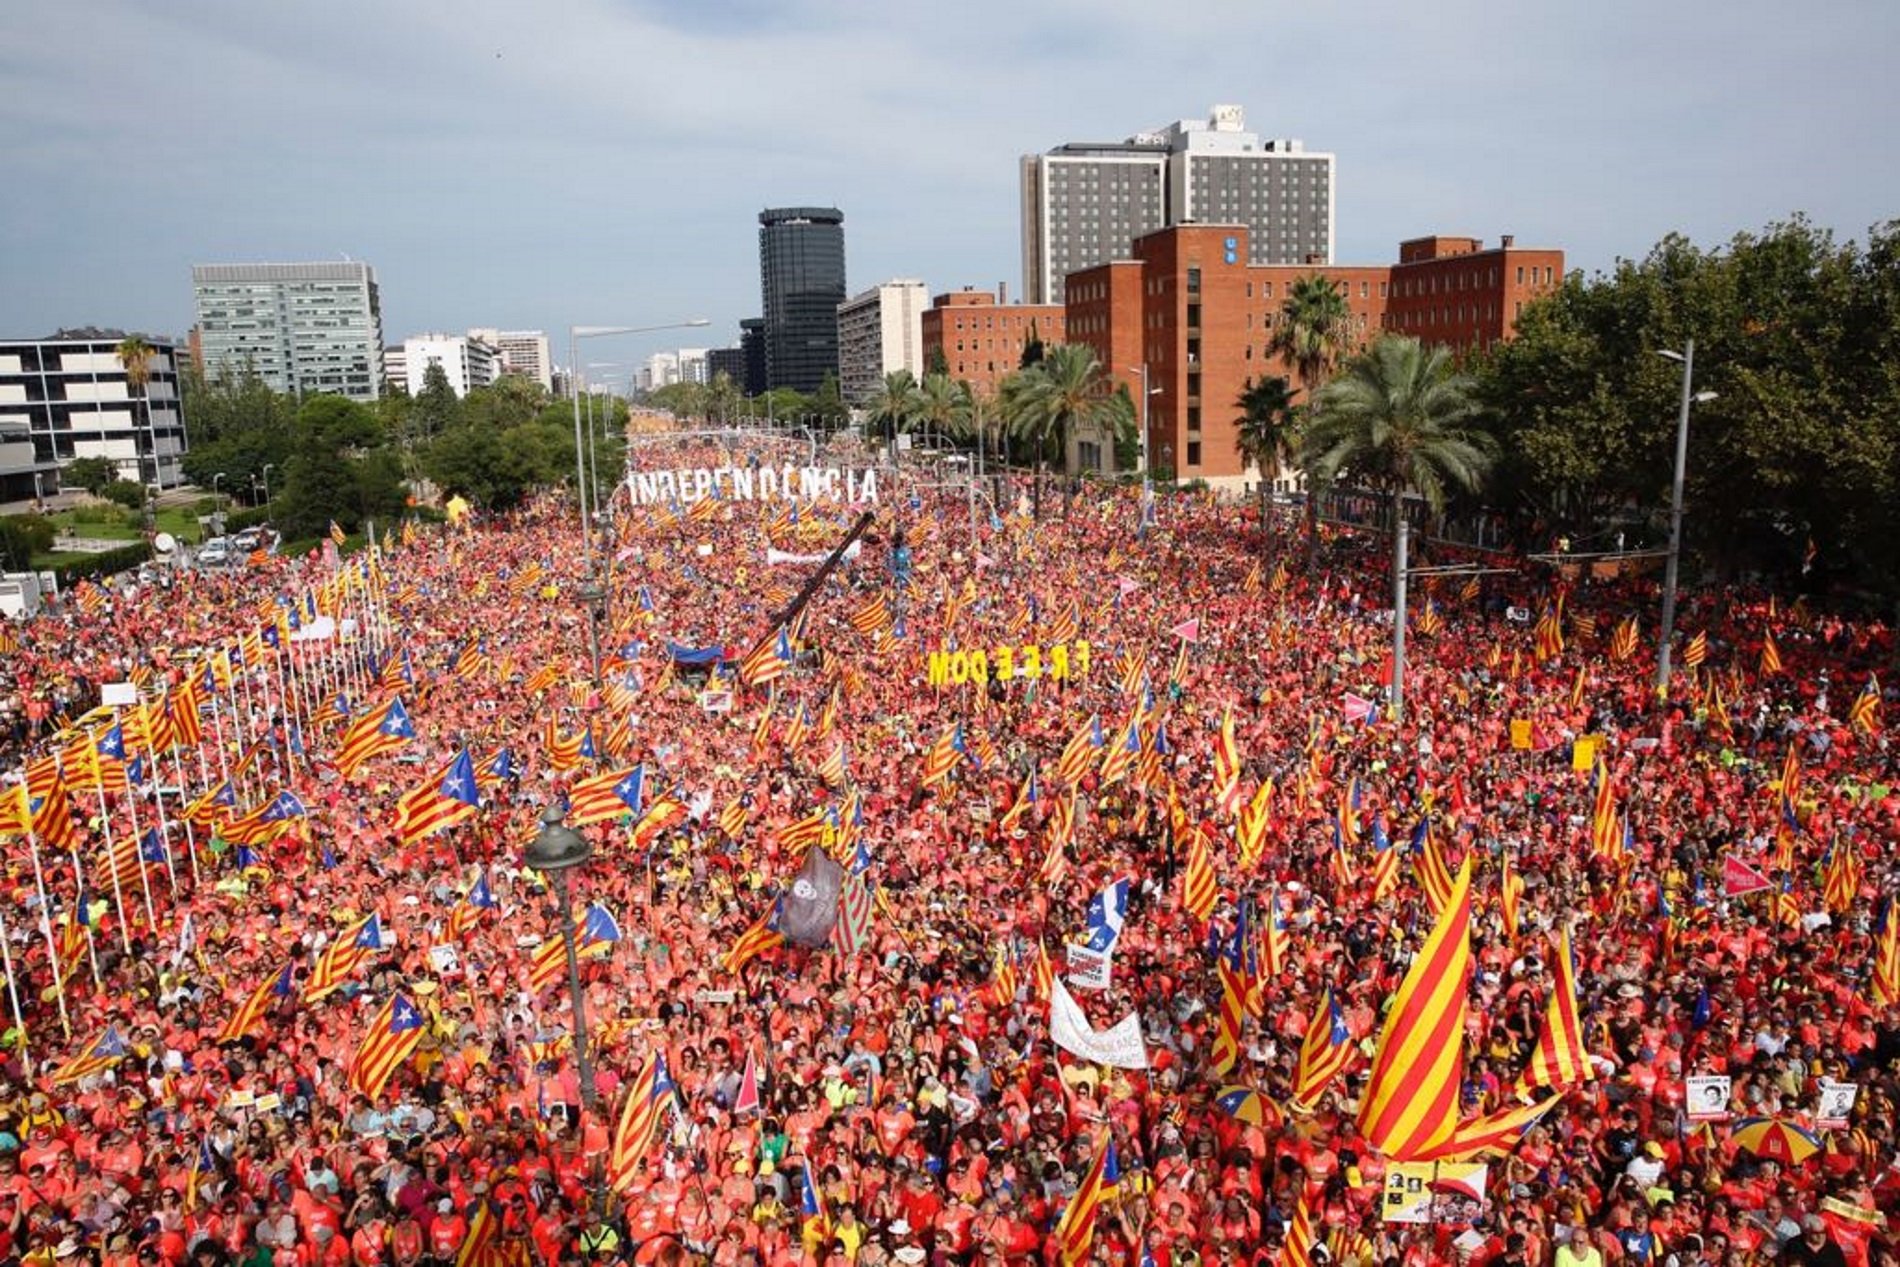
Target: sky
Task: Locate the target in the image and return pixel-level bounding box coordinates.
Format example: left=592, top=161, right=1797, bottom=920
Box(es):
left=3, top=0, right=1896, bottom=377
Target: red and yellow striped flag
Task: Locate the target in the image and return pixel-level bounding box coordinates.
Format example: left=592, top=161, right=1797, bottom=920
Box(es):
left=607, top=1052, right=676, bottom=1194
left=1514, top=926, right=1592, bottom=1095
left=346, top=992, right=427, bottom=1100
left=1357, top=858, right=1473, bottom=1160
left=1180, top=824, right=1218, bottom=922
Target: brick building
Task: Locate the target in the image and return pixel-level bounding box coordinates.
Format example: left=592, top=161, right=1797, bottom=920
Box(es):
left=919, top=289, right=1065, bottom=399
left=1062, top=225, right=1562, bottom=485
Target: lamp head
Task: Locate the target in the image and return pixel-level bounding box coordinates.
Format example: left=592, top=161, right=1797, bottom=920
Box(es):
left=1656, top=349, right=1685, bottom=363
left=524, top=805, right=593, bottom=873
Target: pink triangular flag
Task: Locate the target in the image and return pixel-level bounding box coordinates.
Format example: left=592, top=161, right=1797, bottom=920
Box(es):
left=1170, top=617, right=1200, bottom=643
left=732, top=1045, right=761, bottom=1116
left=1721, top=854, right=1772, bottom=897
left=1117, top=575, right=1141, bottom=596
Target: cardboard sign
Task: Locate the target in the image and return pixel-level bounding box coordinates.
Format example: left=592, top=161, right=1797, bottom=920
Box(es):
left=427, top=944, right=460, bottom=975
left=696, top=989, right=736, bottom=1005
left=1065, top=943, right=1112, bottom=991
left=253, top=1093, right=283, bottom=1113
left=1572, top=736, right=1599, bottom=771
left=1381, top=1161, right=1490, bottom=1225
left=101, top=682, right=139, bottom=707
left=699, top=689, right=734, bottom=714
left=1509, top=719, right=1533, bottom=750
left=1687, top=1074, right=1733, bottom=1121
left=1816, top=1079, right=1859, bottom=1130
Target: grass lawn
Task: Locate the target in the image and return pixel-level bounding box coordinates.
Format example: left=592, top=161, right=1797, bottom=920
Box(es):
left=44, top=506, right=208, bottom=544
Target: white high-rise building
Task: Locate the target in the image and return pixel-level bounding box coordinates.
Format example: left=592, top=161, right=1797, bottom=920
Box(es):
left=191, top=261, right=384, bottom=400
left=1020, top=105, right=1334, bottom=304
left=466, top=328, right=553, bottom=392
left=402, top=334, right=500, bottom=398
left=836, top=280, right=928, bottom=405
left=643, top=352, right=680, bottom=392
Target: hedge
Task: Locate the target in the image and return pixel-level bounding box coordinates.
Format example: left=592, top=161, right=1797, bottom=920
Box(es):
left=52, top=542, right=151, bottom=586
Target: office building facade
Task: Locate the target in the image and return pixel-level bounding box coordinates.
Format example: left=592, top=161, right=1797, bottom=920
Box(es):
left=1065, top=225, right=1562, bottom=486
left=758, top=207, right=846, bottom=393
left=1021, top=106, right=1334, bottom=306
left=836, top=280, right=928, bottom=405
left=706, top=345, right=747, bottom=386
left=919, top=290, right=1065, bottom=399
left=191, top=261, right=384, bottom=401
left=401, top=334, right=500, bottom=398
left=739, top=319, right=768, bottom=397
left=466, top=329, right=553, bottom=392
left=0, top=334, right=189, bottom=492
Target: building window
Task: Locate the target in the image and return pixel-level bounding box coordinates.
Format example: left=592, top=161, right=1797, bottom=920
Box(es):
left=1186, top=441, right=1202, bottom=467
left=1186, top=267, right=1201, bottom=295
left=1187, top=405, right=1200, bottom=428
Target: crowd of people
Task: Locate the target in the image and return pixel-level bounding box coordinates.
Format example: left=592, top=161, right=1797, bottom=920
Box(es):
left=0, top=426, right=1896, bottom=1267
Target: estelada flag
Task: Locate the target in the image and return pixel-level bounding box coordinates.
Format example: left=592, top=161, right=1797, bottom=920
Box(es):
left=1722, top=854, right=1773, bottom=897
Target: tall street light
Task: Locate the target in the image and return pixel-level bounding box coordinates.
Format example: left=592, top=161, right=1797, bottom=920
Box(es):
left=1654, top=340, right=1719, bottom=695
left=569, top=320, right=710, bottom=572
left=523, top=804, right=598, bottom=1112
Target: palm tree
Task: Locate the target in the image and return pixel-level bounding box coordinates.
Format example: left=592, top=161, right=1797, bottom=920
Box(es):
left=1003, top=343, right=1121, bottom=519
left=1235, top=374, right=1297, bottom=555
left=1302, top=334, right=1496, bottom=595
left=1268, top=275, right=1353, bottom=546
left=1233, top=374, right=1298, bottom=479
left=957, top=380, right=995, bottom=466
left=115, top=335, right=156, bottom=528
left=865, top=370, right=922, bottom=447
left=914, top=372, right=967, bottom=449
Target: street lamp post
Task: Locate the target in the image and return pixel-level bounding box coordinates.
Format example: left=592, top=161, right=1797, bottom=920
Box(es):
left=1654, top=341, right=1718, bottom=696
left=524, top=804, right=597, bottom=1112
left=570, top=321, right=709, bottom=571
left=577, top=579, right=607, bottom=692
left=260, top=463, right=275, bottom=508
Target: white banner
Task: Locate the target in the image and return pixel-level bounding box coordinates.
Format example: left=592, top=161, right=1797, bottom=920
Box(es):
left=1065, top=943, right=1112, bottom=991
left=766, top=542, right=863, bottom=567
left=1686, top=1075, right=1733, bottom=1122
left=290, top=615, right=338, bottom=643
left=1049, top=976, right=1148, bottom=1069
left=629, top=465, right=879, bottom=507
left=1816, top=1079, right=1859, bottom=1130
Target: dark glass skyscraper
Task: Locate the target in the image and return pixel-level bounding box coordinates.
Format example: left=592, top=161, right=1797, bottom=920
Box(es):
left=758, top=207, right=845, bottom=393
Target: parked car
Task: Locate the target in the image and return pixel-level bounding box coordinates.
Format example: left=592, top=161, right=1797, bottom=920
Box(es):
left=232, top=526, right=263, bottom=550
left=198, top=537, right=231, bottom=566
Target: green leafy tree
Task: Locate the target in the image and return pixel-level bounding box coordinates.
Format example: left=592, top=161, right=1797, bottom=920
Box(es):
left=1474, top=216, right=1900, bottom=602
left=178, top=363, right=296, bottom=499
left=647, top=381, right=707, bottom=420
left=101, top=480, right=147, bottom=510
left=705, top=372, right=743, bottom=425
left=1234, top=375, right=1298, bottom=479
left=1270, top=274, right=1354, bottom=545
left=0, top=515, right=55, bottom=568
left=63, top=456, right=119, bottom=496
left=914, top=372, right=968, bottom=446
left=865, top=370, right=922, bottom=444
left=1304, top=334, right=1495, bottom=588
left=1003, top=343, right=1123, bottom=518
left=811, top=372, right=849, bottom=430
left=276, top=395, right=396, bottom=538
left=408, top=364, right=462, bottom=444
left=1020, top=320, right=1045, bottom=369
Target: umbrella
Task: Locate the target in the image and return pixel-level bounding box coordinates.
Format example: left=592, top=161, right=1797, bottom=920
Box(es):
left=1730, top=1116, right=1822, bottom=1165
left=1213, top=1085, right=1281, bottom=1129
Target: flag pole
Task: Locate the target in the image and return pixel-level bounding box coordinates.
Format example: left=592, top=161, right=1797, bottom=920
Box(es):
left=21, top=823, right=71, bottom=1038
left=0, top=904, right=31, bottom=1070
